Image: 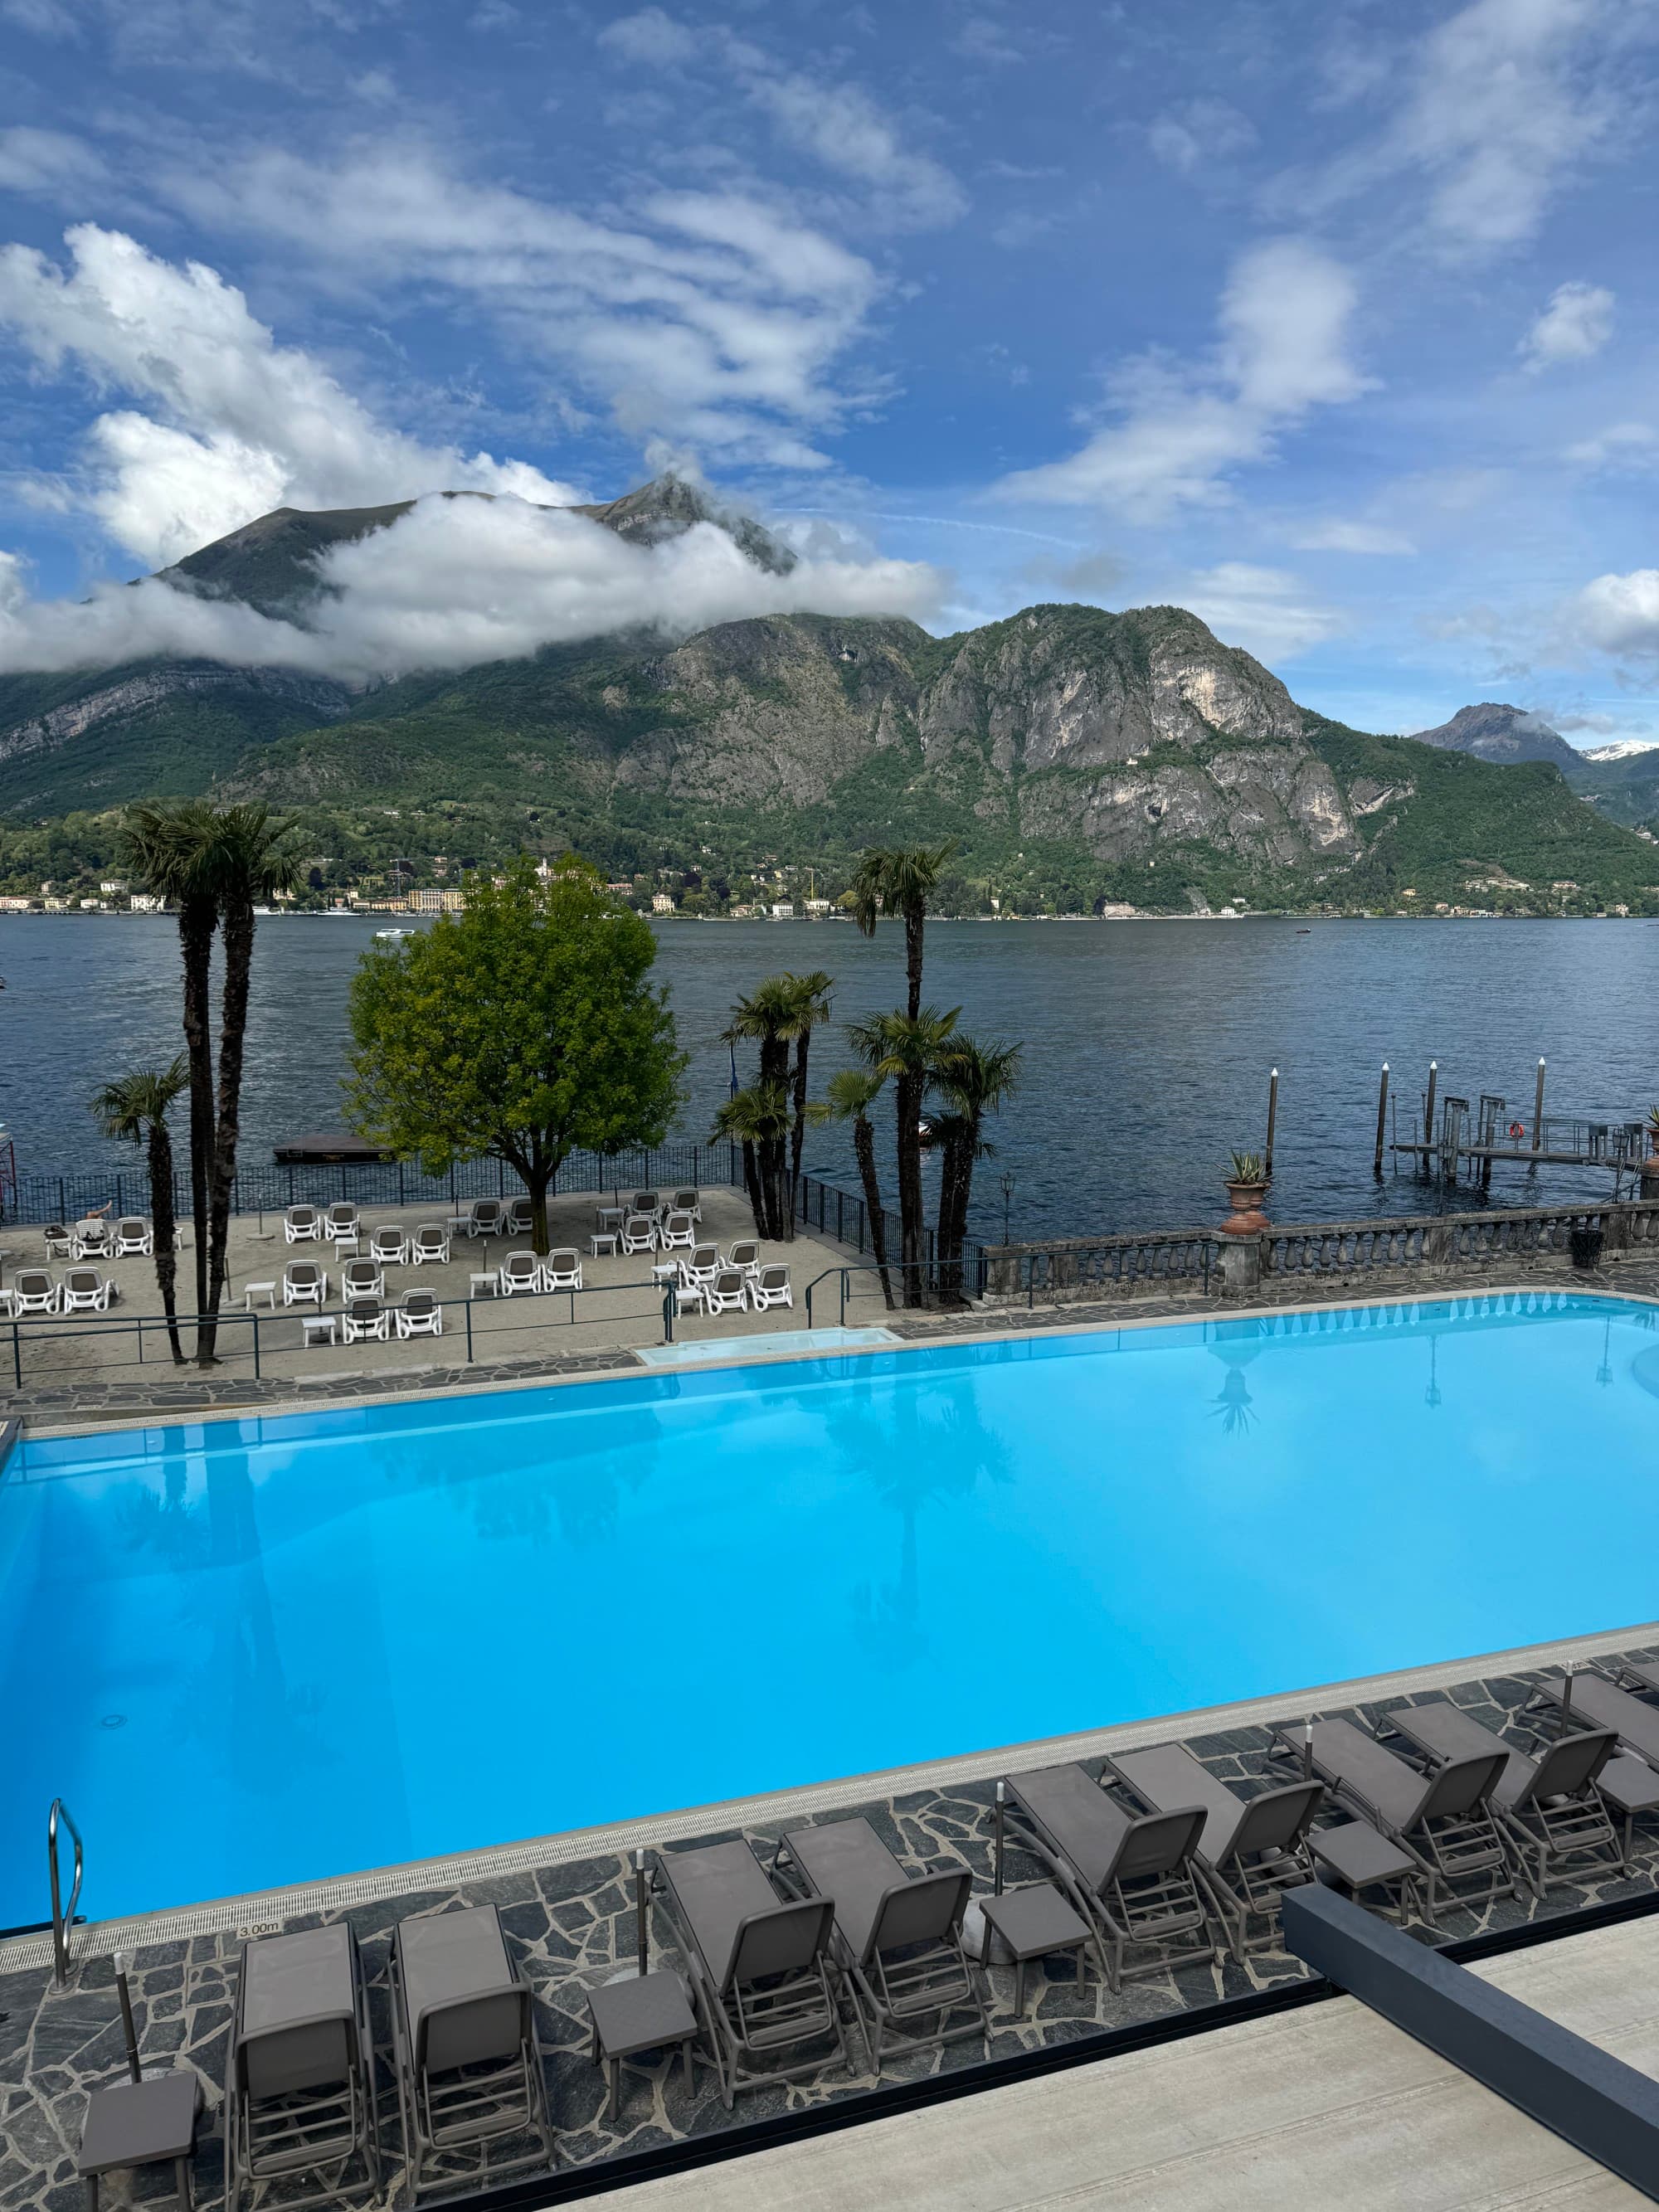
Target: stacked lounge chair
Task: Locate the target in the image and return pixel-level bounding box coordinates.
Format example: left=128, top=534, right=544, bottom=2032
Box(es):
left=1107, top=1744, right=1324, bottom=1962
left=1530, top=1666, right=1659, bottom=1764
left=1001, top=1762, right=1219, bottom=1990
left=390, top=1905, right=553, bottom=2197
left=1271, top=1716, right=1523, bottom=1918
left=774, top=1816, right=987, bottom=2073
left=657, top=1839, right=854, bottom=2109
left=225, top=1925, right=380, bottom=2212
left=1379, top=1699, right=1623, bottom=1896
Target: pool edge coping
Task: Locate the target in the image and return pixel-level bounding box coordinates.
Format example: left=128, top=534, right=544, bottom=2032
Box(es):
left=7, top=1612, right=1654, bottom=1977
left=12, top=1276, right=1656, bottom=1441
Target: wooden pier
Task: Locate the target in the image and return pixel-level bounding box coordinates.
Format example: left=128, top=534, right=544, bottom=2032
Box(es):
left=1373, top=1058, right=1657, bottom=1191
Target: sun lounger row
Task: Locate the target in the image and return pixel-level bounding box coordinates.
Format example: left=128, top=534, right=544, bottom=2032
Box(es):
left=44, top=1217, right=151, bottom=1260
left=4, top=1266, right=121, bottom=1316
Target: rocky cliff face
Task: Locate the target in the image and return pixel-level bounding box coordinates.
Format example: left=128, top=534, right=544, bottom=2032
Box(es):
left=1408, top=702, right=1581, bottom=772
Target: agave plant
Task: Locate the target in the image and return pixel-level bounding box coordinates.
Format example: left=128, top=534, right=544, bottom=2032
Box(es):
left=1227, top=1150, right=1267, bottom=1184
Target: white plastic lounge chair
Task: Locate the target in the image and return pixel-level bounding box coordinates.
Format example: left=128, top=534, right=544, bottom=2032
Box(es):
left=504, top=1197, right=533, bottom=1237
left=725, top=1240, right=761, bottom=1278
left=73, top=1218, right=115, bottom=1259
left=341, top=1259, right=384, bottom=1304
left=669, top=1188, right=701, bottom=1221
left=542, top=1250, right=581, bottom=1292
left=325, top=1203, right=359, bottom=1239
left=13, top=1269, right=59, bottom=1315
left=630, top=1189, right=660, bottom=1218
left=114, top=1217, right=153, bottom=1257
left=749, top=1265, right=792, bottom=1310
left=285, top=1204, right=322, bottom=1244
left=61, top=1267, right=114, bottom=1313
left=620, top=1214, right=657, bottom=1256
left=369, top=1224, right=408, bottom=1266
left=499, top=1250, right=542, bottom=1296
left=659, top=1210, right=695, bottom=1251
left=680, top=1245, right=721, bottom=1293
left=396, top=1291, right=443, bottom=1339
left=43, top=1223, right=73, bottom=1260
left=467, top=1198, right=505, bottom=1237
left=703, top=1269, right=747, bottom=1315
left=283, top=1260, right=328, bottom=1308
left=411, top=1223, right=450, bottom=1265
left=342, top=1303, right=389, bottom=1344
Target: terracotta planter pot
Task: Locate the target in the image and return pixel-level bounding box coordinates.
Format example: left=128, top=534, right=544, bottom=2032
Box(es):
left=1220, top=1179, right=1270, bottom=1237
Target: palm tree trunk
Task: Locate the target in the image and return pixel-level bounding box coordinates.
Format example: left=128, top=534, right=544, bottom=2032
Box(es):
left=937, top=1131, right=966, bottom=1302
left=202, top=893, right=257, bottom=1364
left=739, top=1138, right=766, bottom=1237
left=953, top=1109, right=985, bottom=1298
left=177, top=896, right=217, bottom=1331
left=853, top=1113, right=894, bottom=1308
left=904, top=906, right=925, bottom=1021
left=148, top=1123, right=185, bottom=1364
left=896, top=1068, right=925, bottom=1305
left=790, top=1033, right=811, bottom=1215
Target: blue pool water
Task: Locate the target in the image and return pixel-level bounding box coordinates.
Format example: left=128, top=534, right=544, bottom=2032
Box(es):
left=3, top=1291, right=1657, bottom=1928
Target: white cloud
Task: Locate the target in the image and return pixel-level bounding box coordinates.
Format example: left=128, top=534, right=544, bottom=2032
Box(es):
left=0, top=495, right=943, bottom=682
left=1521, top=278, right=1615, bottom=367
left=596, top=7, right=697, bottom=66
left=0, top=125, right=107, bottom=194
left=1289, top=518, right=1417, bottom=554
left=160, top=146, right=888, bottom=468
left=993, top=240, right=1368, bottom=517
left=1564, top=420, right=1657, bottom=469
left=1564, top=568, right=1659, bottom=658
left=951, top=17, right=1024, bottom=65
left=1147, top=100, right=1257, bottom=177
left=0, top=225, right=582, bottom=564
left=1178, top=562, right=1344, bottom=661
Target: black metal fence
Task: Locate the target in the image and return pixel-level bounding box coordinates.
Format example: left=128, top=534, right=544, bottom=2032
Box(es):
left=1, top=1142, right=744, bottom=1229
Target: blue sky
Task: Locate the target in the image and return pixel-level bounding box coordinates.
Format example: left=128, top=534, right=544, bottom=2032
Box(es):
left=1, top=0, right=1657, bottom=740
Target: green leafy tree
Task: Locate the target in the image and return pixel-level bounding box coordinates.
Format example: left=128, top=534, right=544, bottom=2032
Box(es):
left=90, top=1058, right=188, bottom=1364
left=121, top=800, right=297, bottom=1362
left=810, top=1066, right=893, bottom=1307
left=931, top=1036, right=1023, bottom=1301
left=344, top=858, right=684, bottom=1251
left=847, top=1006, right=959, bottom=1305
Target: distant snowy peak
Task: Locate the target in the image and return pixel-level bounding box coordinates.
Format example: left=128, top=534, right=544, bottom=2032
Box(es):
left=1579, top=737, right=1659, bottom=762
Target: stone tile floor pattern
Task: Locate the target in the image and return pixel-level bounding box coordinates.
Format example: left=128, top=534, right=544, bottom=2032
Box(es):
left=7, top=1646, right=1659, bottom=2212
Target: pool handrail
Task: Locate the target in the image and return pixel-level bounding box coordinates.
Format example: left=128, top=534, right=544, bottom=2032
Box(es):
left=48, top=1796, right=82, bottom=1986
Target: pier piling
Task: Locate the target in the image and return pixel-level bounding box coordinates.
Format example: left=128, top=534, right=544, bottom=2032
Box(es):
left=1373, top=1062, right=1389, bottom=1180
left=1423, top=1061, right=1438, bottom=1179
left=1265, top=1068, right=1279, bottom=1182
left=1532, top=1057, right=1547, bottom=1159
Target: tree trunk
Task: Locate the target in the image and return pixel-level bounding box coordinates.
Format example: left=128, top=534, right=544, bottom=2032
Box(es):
left=148, top=1124, right=185, bottom=1364
left=739, top=1139, right=766, bottom=1237
left=790, top=1033, right=812, bottom=1217
left=177, top=897, right=217, bottom=1329
left=202, top=894, right=256, bottom=1364
left=904, top=907, right=924, bottom=1020
left=896, top=1067, right=925, bottom=1305
left=521, top=1142, right=562, bottom=1254
left=952, top=1111, right=985, bottom=1299
left=853, top=1114, right=894, bottom=1309
left=765, top=1130, right=793, bottom=1242
left=937, top=1131, right=966, bottom=1303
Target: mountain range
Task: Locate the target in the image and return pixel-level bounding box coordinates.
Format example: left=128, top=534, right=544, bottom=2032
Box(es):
left=1, top=478, right=1656, bottom=915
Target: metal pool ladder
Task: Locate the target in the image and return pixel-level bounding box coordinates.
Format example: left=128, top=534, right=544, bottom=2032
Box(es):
left=48, top=1797, right=83, bottom=1985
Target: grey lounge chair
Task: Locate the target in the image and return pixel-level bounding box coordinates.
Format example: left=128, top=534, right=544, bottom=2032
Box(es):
left=1108, top=1744, right=1324, bottom=1962
left=657, top=1839, right=854, bottom=2110
left=1271, top=1717, right=1522, bottom=1917
left=225, top=1924, right=379, bottom=2212
left=1528, top=1669, right=1659, bottom=1767
left=1379, top=1699, right=1623, bottom=1896
left=390, top=1905, right=553, bottom=2198
left=1002, top=1762, right=1219, bottom=1991
left=774, top=1816, right=987, bottom=2072
left=1608, top=1656, right=1659, bottom=1703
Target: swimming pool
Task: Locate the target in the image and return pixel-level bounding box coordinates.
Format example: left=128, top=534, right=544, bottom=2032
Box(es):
left=3, top=1291, right=1656, bottom=1928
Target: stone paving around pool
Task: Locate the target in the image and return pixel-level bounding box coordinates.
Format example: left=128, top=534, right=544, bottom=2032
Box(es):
left=7, top=1645, right=1659, bottom=2212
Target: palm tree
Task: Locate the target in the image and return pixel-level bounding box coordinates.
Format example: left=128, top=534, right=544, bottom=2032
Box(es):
left=121, top=802, right=221, bottom=1323
left=850, top=841, right=956, bottom=1019
left=712, top=1083, right=792, bottom=1240
left=932, top=1036, right=1024, bottom=1301
left=847, top=1006, right=958, bottom=1305
left=810, top=1066, right=893, bottom=1307
left=781, top=970, right=834, bottom=1215
left=121, top=800, right=297, bottom=1362
left=723, top=973, right=830, bottom=1237
left=90, top=1059, right=188, bottom=1364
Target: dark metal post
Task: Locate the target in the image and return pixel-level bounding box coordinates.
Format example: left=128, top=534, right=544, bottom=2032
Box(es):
left=1561, top=1663, right=1573, bottom=1730
left=114, top=1952, right=143, bottom=2083
left=1533, top=1057, right=1547, bottom=1158
left=664, top=1287, right=674, bottom=1344
left=1301, top=1718, right=1313, bottom=1779
left=1265, top=1067, right=1279, bottom=1182
left=635, top=1850, right=649, bottom=1978
left=993, top=1781, right=1006, bottom=1896
left=252, top=1314, right=260, bottom=1382
left=1001, top=1169, right=1015, bottom=1245
left=1423, top=1060, right=1438, bottom=1178
left=465, top=1297, right=474, bottom=1364
left=1373, top=1062, right=1389, bottom=1180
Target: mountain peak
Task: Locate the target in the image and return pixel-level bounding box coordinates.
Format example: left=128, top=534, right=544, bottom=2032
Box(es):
left=1407, top=701, right=1581, bottom=771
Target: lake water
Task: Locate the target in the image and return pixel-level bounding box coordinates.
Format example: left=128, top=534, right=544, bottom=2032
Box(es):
left=0, top=913, right=1653, bottom=1239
